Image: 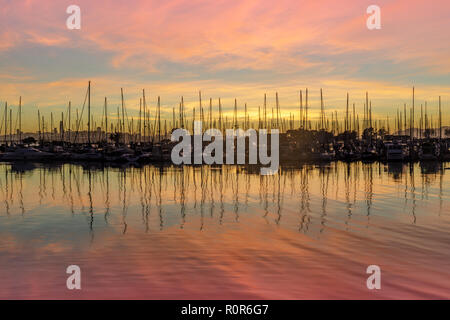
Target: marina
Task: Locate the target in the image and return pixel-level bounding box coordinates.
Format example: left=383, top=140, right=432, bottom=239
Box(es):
left=1, top=84, right=449, bottom=165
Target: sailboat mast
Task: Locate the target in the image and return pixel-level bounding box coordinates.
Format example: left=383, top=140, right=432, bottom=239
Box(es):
left=346, top=93, right=349, bottom=132
left=68, top=102, right=71, bottom=143
left=218, top=98, right=222, bottom=133
left=276, top=92, right=280, bottom=129
left=88, top=81, right=91, bottom=145
left=121, top=88, right=125, bottom=145
left=258, top=105, right=261, bottom=130
left=320, top=88, right=324, bottom=130
left=50, top=112, right=54, bottom=142
left=42, top=115, right=45, bottom=142
left=264, top=93, right=267, bottom=129
left=234, top=99, right=238, bottom=129
left=9, top=108, right=12, bottom=144
left=38, top=109, right=41, bottom=143
left=172, top=107, right=175, bottom=131
left=181, top=96, right=185, bottom=129
left=335, top=110, right=338, bottom=134
left=116, top=107, right=120, bottom=136
left=244, top=103, right=247, bottom=130
left=209, top=98, right=213, bottom=130
left=19, top=96, right=22, bottom=143
left=61, top=112, right=64, bottom=142
left=139, top=97, right=142, bottom=144
left=386, top=115, right=390, bottom=134
left=366, top=92, right=369, bottom=130
left=192, top=107, right=196, bottom=133
left=305, top=89, right=308, bottom=129
left=199, top=91, right=203, bottom=126
left=403, top=103, right=407, bottom=135
left=4, top=102, right=7, bottom=145
left=105, top=97, right=108, bottom=143
left=439, top=96, right=442, bottom=140
left=143, top=89, right=147, bottom=143
left=420, top=104, right=423, bottom=139
left=299, top=90, right=303, bottom=129
left=412, top=87, right=415, bottom=139
left=158, top=96, right=161, bottom=142
left=425, top=102, right=428, bottom=134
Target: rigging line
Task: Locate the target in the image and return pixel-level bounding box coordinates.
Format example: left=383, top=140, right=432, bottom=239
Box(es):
left=124, top=107, right=132, bottom=134
left=14, top=107, right=20, bottom=132
left=72, top=86, right=89, bottom=144
left=0, top=110, right=4, bottom=135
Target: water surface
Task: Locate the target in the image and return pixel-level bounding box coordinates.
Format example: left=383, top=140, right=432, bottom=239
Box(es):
left=0, top=162, right=449, bottom=299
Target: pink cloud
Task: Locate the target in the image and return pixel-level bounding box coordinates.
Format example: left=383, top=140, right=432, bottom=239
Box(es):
left=1, top=0, right=449, bottom=73
left=1, top=0, right=450, bottom=131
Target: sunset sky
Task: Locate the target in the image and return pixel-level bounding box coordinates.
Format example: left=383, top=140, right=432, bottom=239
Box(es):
left=1, top=0, right=449, bottom=131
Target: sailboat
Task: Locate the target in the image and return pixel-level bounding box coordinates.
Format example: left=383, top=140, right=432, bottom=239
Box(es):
left=1, top=147, right=55, bottom=161
left=419, top=141, right=439, bottom=161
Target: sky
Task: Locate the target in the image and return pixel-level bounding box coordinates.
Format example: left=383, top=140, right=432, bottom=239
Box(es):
left=0, top=0, right=450, bottom=131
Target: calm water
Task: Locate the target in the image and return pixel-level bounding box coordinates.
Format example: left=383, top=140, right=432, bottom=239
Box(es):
left=0, top=161, right=449, bottom=299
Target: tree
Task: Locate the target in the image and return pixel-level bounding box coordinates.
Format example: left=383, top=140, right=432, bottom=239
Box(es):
left=378, top=128, right=386, bottom=137
left=22, top=136, right=36, bottom=146
left=110, top=132, right=121, bottom=145
left=362, top=128, right=374, bottom=140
